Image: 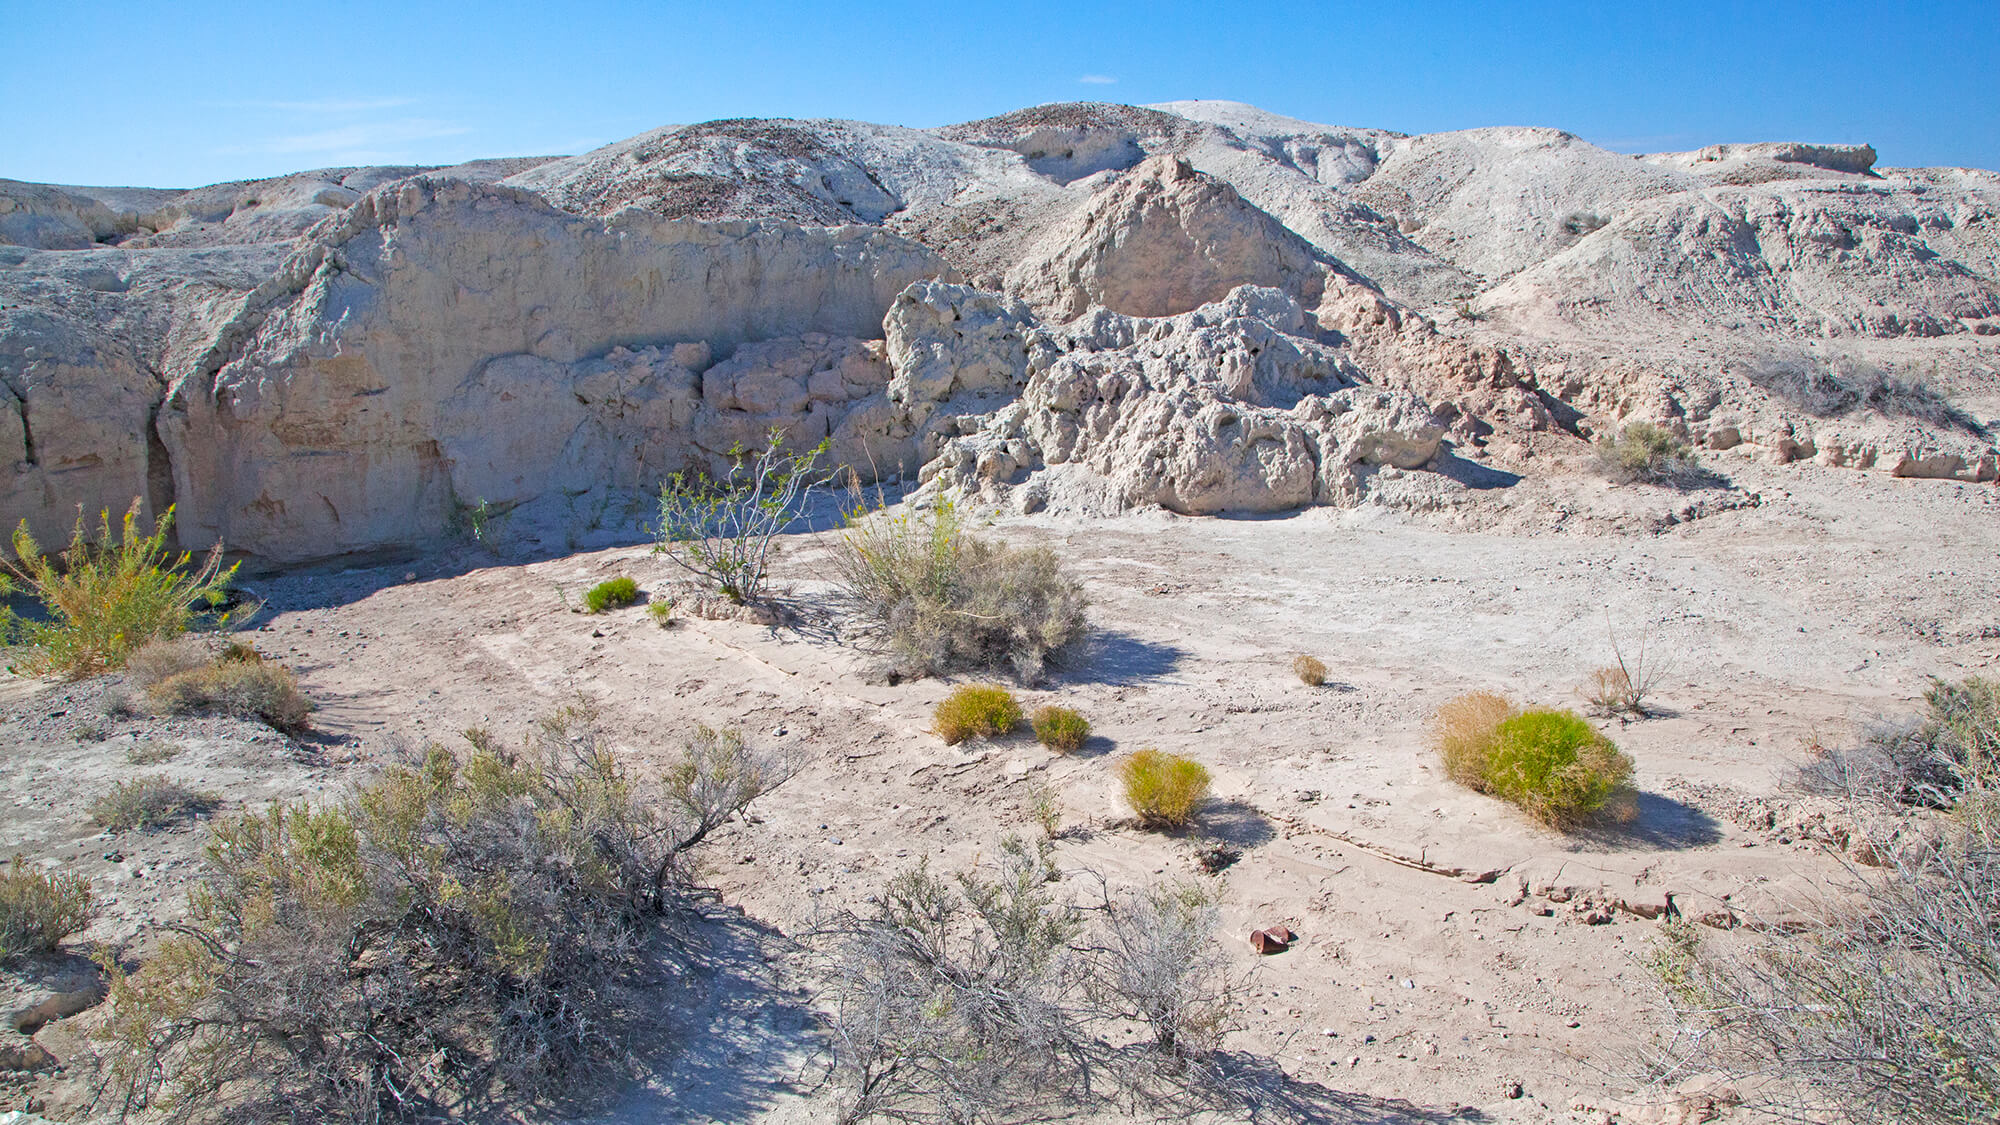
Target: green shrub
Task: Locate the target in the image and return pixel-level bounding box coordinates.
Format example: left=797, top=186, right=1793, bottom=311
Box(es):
left=934, top=684, right=1022, bottom=745
left=0, top=501, right=238, bottom=679
left=1292, top=654, right=1327, bottom=687
left=0, top=858, right=95, bottom=959
left=646, top=599, right=676, bottom=627
left=583, top=576, right=640, bottom=614
left=1483, top=709, right=1636, bottom=827
left=145, top=647, right=312, bottom=733
left=1031, top=705, right=1090, bottom=753
left=835, top=499, right=1089, bottom=682
left=1595, top=422, right=1703, bottom=486
left=91, top=776, right=220, bottom=832
left=654, top=430, right=829, bottom=603
left=1118, top=749, right=1212, bottom=830
left=97, top=708, right=785, bottom=1122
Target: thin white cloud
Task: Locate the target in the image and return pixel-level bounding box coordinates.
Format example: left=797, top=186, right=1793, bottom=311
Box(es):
left=1077, top=75, right=1117, bottom=85
left=220, top=96, right=420, bottom=113
left=220, top=118, right=470, bottom=156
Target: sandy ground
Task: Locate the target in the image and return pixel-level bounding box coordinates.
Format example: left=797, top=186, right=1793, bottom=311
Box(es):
left=4, top=454, right=1998, bottom=1122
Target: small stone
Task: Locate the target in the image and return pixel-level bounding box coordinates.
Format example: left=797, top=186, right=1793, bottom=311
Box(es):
left=1504, top=1081, right=1524, bottom=1099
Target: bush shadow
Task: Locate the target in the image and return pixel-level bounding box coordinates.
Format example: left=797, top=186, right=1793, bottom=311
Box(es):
left=1201, top=799, right=1277, bottom=849
left=1574, top=791, right=1724, bottom=851
left=1055, top=629, right=1188, bottom=687
left=1160, top=1047, right=1488, bottom=1123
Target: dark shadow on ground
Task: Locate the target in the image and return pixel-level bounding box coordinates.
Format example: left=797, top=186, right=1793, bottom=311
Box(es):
left=1429, top=452, right=1523, bottom=490
left=1163, top=1048, right=1490, bottom=1123
left=1573, top=791, right=1724, bottom=851
left=1201, top=799, right=1278, bottom=849
left=1055, top=629, right=1188, bottom=686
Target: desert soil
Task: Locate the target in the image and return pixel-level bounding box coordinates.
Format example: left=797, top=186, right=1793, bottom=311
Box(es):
left=5, top=455, right=1998, bottom=1123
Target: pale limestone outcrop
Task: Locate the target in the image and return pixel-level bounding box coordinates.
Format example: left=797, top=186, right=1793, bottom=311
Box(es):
left=1007, top=155, right=1332, bottom=321
left=921, top=286, right=1447, bottom=514
left=159, top=176, right=950, bottom=560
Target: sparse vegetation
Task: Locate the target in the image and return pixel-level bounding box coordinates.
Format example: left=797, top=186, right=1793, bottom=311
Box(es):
left=1031, top=704, right=1090, bottom=752
left=1749, top=353, right=1984, bottom=433
left=933, top=683, right=1022, bottom=745
left=0, top=858, right=95, bottom=960
left=817, top=838, right=1231, bottom=1122
left=1428, top=695, right=1636, bottom=828
left=834, top=498, right=1089, bottom=682
left=1292, top=654, right=1327, bottom=687
left=144, top=644, right=312, bottom=733
left=1647, top=682, right=2000, bottom=1124
left=96, top=707, right=786, bottom=1123
left=91, top=776, right=220, bottom=832
left=1580, top=619, right=1665, bottom=717
left=125, top=742, right=185, bottom=765
left=1561, top=211, right=1608, bottom=237
left=647, top=598, right=676, bottom=627
left=0, top=501, right=238, bottom=679
left=1118, top=749, right=1213, bottom=830
left=1594, top=421, right=1706, bottom=486
left=583, top=575, right=640, bottom=613
left=653, top=429, right=829, bottom=603
left=1029, top=783, right=1063, bottom=837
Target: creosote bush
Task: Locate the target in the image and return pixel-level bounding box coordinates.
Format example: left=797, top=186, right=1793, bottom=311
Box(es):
left=817, top=837, right=1232, bottom=1123
left=91, top=776, right=220, bottom=832
left=0, top=501, right=238, bottom=679
left=934, top=684, right=1022, bottom=745
left=835, top=498, right=1088, bottom=682
left=1031, top=704, right=1090, bottom=753
left=583, top=575, right=640, bottom=613
left=1647, top=679, right=2000, bottom=1124
left=144, top=643, right=312, bottom=734
left=96, top=706, right=786, bottom=1123
left=0, top=858, right=95, bottom=960
left=1118, top=749, right=1213, bottom=830
left=1428, top=694, right=1636, bottom=828
left=1595, top=422, right=1705, bottom=486
left=1292, top=654, right=1327, bottom=687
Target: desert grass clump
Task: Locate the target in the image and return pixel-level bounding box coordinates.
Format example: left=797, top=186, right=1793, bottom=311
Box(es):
left=646, top=598, right=676, bottom=627
left=1594, top=421, right=1705, bottom=486
left=1292, top=654, right=1328, bottom=687
left=1031, top=704, right=1091, bottom=752
left=1484, top=710, right=1636, bottom=827
left=1118, top=749, right=1213, bottom=830
left=0, top=858, right=95, bottom=960
left=91, top=776, right=220, bottom=832
left=146, top=646, right=312, bottom=734
left=835, top=498, right=1089, bottom=682
left=1428, top=690, right=1518, bottom=789
left=934, top=684, right=1022, bottom=745
left=0, top=501, right=238, bottom=679
left=96, top=707, right=787, bottom=1123
left=583, top=575, right=640, bottom=614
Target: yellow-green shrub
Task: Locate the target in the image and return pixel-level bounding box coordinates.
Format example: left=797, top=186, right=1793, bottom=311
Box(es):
left=1428, top=691, right=1517, bottom=789
left=934, top=684, right=1022, bottom=745
left=1031, top=705, right=1090, bottom=753
left=1118, top=749, right=1212, bottom=830
left=584, top=576, right=639, bottom=614
left=1431, top=696, right=1636, bottom=828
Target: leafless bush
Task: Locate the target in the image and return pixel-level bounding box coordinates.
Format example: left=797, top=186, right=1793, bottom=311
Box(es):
left=815, top=838, right=1232, bottom=1123
left=834, top=498, right=1088, bottom=682
left=1645, top=681, right=2000, bottom=1123
left=95, top=706, right=787, bottom=1123
left=1749, top=353, right=1984, bottom=434
left=1798, top=676, right=1998, bottom=807
left=124, top=637, right=209, bottom=690
left=1580, top=619, right=1667, bottom=718
left=90, top=776, right=219, bottom=832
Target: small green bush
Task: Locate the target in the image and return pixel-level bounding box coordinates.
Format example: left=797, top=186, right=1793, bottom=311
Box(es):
left=146, top=648, right=312, bottom=733
left=934, top=684, right=1022, bottom=745
left=1292, top=654, right=1327, bottom=687
left=583, top=576, right=640, bottom=614
left=1595, top=422, right=1703, bottom=486
left=1484, top=709, right=1636, bottom=827
left=0, top=858, right=95, bottom=959
left=1031, top=705, right=1091, bottom=753
left=91, top=776, right=220, bottom=832
left=646, top=599, right=676, bottom=627
left=1118, top=749, right=1212, bottom=830
left=0, top=501, right=238, bottom=679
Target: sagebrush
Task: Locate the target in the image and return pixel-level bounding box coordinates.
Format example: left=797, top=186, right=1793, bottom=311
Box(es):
left=834, top=498, right=1088, bottom=682
left=1749, top=353, right=1984, bottom=433
left=0, top=501, right=238, bottom=678
left=0, top=858, right=95, bottom=960
left=96, top=707, right=785, bottom=1123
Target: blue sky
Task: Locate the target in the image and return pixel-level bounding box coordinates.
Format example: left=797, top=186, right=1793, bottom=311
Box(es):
left=5, top=0, right=1995, bottom=187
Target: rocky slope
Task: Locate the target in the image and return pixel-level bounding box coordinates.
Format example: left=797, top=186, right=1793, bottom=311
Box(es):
left=3, top=101, right=1995, bottom=560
